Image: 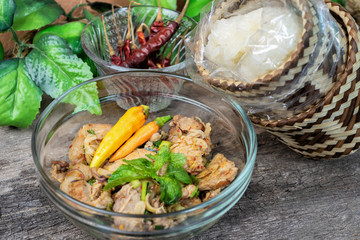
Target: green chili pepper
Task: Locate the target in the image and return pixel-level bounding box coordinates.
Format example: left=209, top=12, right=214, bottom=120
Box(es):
left=33, top=22, right=86, bottom=55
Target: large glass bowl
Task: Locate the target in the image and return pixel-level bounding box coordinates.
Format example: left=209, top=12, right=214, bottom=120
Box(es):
left=81, top=6, right=197, bottom=75
left=31, top=71, right=257, bottom=239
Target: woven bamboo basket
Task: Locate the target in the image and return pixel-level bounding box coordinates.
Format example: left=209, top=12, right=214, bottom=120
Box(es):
left=250, top=1, right=360, bottom=158
left=194, top=0, right=347, bottom=116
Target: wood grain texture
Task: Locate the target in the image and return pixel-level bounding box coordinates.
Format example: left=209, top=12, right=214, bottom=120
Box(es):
left=0, top=126, right=359, bottom=240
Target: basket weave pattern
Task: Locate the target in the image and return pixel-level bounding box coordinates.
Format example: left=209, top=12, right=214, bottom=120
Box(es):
left=251, top=1, right=360, bottom=158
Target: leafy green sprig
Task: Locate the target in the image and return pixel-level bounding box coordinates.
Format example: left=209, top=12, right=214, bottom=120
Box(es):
left=104, top=142, right=195, bottom=205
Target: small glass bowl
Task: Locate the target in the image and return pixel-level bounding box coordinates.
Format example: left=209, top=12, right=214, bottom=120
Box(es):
left=81, top=6, right=197, bottom=75
left=32, top=71, right=257, bottom=239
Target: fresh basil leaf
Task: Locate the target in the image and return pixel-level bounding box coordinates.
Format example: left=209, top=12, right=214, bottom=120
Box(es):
left=123, top=158, right=155, bottom=176
left=0, top=58, right=42, bottom=128
left=0, top=0, right=16, bottom=31
left=25, top=35, right=101, bottom=115
left=13, top=0, right=64, bottom=31
left=103, top=164, right=149, bottom=191
left=169, top=153, right=186, bottom=168
left=166, top=165, right=192, bottom=184
left=156, top=175, right=182, bottom=205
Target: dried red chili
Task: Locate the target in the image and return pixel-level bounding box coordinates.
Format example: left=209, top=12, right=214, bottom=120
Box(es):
left=120, top=0, right=190, bottom=68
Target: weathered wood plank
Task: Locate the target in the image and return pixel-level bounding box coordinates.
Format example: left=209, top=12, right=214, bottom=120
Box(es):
left=0, top=126, right=359, bottom=239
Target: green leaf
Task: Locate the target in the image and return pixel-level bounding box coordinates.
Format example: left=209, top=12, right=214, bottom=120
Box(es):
left=156, top=176, right=182, bottom=205
left=0, top=0, right=15, bottom=31
left=33, top=22, right=86, bottom=55
left=185, top=0, right=213, bottom=18
left=153, top=144, right=171, bottom=171
left=25, top=35, right=101, bottom=115
left=83, top=8, right=95, bottom=21
left=0, top=58, right=42, bottom=128
left=13, top=0, right=64, bottom=31
left=169, top=153, right=186, bottom=168
left=159, top=0, right=177, bottom=10
left=136, top=0, right=157, bottom=7
left=123, top=158, right=155, bottom=176
left=136, top=0, right=176, bottom=10
left=103, top=164, right=151, bottom=191
left=166, top=165, right=192, bottom=184
left=88, top=178, right=96, bottom=186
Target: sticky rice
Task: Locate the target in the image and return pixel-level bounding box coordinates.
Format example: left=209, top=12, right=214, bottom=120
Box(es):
left=204, top=5, right=302, bottom=83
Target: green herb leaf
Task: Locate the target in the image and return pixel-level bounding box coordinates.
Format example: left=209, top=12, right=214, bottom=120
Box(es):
left=0, top=0, right=16, bottom=31
left=32, top=22, right=86, bottom=55
left=123, top=158, right=155, bottom=176
left=13, top=0, right=64, bottom=31
left=190, top=174, right=199, bottom=185
left=153, top=140, right=162, bottom=148
left=156, top=175, right=182, bottom=205
left=167, top=164, right=192, bottom=184
left=0, top=58, right=42, bottom=128
left=103, top=164, right=151, bottom=191
left=88, top=178, right=96, bottom=186
left=25, top=35, right=101, bottom=115
left=87, top=129, right=95, bottom=135
left=153, top=144, right=171, bottom=171
left=189, top=185, right=199, bottom=198
left=169, top=153, right=186, bottom=168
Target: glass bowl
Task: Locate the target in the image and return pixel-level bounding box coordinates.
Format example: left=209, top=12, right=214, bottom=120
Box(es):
left=81, top=6, right=197, bottom=76
left=31, top=71, right=257, bottom=239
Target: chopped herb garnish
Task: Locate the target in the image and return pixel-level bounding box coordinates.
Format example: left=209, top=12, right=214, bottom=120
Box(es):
left=190, top=174, right=199, bottom=185
left=190, top=186, right=199, bottom=198
left=154, top=225, right=164, bottom=230
left=104, top=144, right=191, bottom=205
left=106, top=202, right=114, bottom=211
left=87, top=129, right=95, bottom=135
left=88, top=178, right=96, bottom=186
left=153, top=140, right=162, bottom=148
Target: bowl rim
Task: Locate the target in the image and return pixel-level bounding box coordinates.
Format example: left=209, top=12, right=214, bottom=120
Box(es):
left=31, top=71, right=257, bottom=233
left=81, top=5, right=198, bottom=72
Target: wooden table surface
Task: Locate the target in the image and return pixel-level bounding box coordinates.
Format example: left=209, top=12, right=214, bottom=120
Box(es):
left=1, top=125, right=359, bottom=240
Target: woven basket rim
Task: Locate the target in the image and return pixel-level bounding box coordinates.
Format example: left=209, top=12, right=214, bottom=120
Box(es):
left=194, top=0, right=313, bottom=89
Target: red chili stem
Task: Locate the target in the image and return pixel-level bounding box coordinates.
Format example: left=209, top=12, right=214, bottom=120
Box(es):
left=112, top=4, right=124, bottom=48
left=101, top=15, right=116, bottom=57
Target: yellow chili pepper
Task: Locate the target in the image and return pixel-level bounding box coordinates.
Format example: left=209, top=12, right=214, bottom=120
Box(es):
left=89, top=105, right=149, bottom=168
